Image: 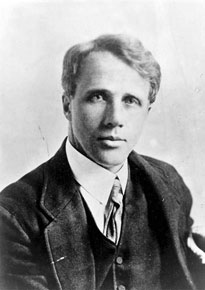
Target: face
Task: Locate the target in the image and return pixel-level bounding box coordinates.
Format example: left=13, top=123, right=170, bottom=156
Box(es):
left=63, top=51, right=151, bottom=173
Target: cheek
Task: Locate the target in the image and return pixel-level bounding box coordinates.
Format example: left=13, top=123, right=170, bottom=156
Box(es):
left=127, top=113, right=148, bottom=137
left=73, top=107, right=100, bottom=134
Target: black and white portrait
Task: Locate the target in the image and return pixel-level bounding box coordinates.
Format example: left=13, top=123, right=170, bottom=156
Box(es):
left=0, top=1, right=205, bottom=289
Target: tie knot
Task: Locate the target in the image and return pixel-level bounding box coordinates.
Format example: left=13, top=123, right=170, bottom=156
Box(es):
left=111, top=177, right=123, bottom=205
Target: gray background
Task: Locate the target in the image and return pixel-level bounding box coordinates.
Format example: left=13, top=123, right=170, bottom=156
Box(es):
left=0, top=0, right=205, bottom=230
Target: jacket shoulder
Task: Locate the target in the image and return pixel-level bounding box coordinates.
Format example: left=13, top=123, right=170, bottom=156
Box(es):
left=129, top=151, right=193, bottom=208
left=0, top=160, right=50, bottom=229
left=1, top=162, right=45, bottom=203
left=130, top=150, right=180, bottom=178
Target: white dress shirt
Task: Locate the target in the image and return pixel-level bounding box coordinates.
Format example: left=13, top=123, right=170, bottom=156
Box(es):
left=65, top=139, right=128, bottom=234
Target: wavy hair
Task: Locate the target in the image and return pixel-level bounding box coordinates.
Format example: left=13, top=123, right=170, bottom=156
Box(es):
left=62, top=34, right=161, bottom=104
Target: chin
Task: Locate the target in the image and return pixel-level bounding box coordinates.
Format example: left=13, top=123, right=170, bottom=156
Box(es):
left=90, top=148, right=129, bottom=170
left=95, top=155, right=126, bottom=171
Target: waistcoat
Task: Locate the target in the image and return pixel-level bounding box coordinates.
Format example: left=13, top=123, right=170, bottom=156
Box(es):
left=85, top=168, right=162, bottom=290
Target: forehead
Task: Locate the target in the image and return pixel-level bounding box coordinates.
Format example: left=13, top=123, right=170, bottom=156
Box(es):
left=77, top=51, right=150, bottom=95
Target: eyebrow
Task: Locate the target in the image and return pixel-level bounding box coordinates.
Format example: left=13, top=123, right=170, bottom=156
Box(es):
left=84, top=88, right=111, bottom=97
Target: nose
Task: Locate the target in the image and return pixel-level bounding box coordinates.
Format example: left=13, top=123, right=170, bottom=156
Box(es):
left=103, top=100, right=124, bottom=128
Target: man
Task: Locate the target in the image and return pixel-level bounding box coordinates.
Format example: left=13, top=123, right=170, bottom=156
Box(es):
left=0, top=34, right=204, bottom=290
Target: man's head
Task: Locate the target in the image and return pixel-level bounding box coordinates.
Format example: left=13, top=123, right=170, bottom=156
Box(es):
left=62, top=34, right=161, bottom=172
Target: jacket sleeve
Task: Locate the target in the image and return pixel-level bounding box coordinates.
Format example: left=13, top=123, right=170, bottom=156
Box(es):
left=0, top=206, right=49, bottom=290
left=175, top=169, right=205, bottom=289
left=160, top=161, right=205, bottom=289
left=187, top=230, right=205, bottom=289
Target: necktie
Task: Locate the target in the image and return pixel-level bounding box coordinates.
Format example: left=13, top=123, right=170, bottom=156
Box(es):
left=104, top=177, right=123, bottom=244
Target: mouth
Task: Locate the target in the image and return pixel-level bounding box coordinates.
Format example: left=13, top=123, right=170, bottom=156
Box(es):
left=97, top=136, right=126, bottom=148
left=98, top=136, right=125, bottom=141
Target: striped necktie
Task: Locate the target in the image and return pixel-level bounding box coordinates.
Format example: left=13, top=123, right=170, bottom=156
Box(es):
left=104, top=177, right=123, bottom=244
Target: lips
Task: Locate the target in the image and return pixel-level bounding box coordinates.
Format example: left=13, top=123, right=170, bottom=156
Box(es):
left=97, top=136, right=126, bottom=148
left=98, top=136, right=125, bottom=141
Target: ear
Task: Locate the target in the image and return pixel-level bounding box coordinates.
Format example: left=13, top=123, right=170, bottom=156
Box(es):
left=62, top=94, right=72, bottom=121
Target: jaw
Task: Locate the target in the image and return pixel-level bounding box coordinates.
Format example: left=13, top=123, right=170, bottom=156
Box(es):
left=88, top=145, right=130, bottom=173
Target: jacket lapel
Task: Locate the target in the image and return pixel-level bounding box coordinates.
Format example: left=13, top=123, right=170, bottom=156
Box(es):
left=128, top=152, right=196, bottom=290
left=40, top=140, right=95, bottom=290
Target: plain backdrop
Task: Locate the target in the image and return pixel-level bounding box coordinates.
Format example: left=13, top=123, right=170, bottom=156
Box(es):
left=0, top=0, right=205, bottom=229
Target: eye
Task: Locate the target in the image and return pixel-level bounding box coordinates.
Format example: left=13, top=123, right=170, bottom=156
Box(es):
left=124, top=95, right=142, bottom=106
left=87, top=92, right=106, bottom=103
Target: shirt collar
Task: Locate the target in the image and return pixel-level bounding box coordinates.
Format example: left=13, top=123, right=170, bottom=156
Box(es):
left=65, top=139, right=128, bottom=205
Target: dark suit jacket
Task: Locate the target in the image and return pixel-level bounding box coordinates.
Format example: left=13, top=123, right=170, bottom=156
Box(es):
left=0, top=140, right=204, bottom=290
